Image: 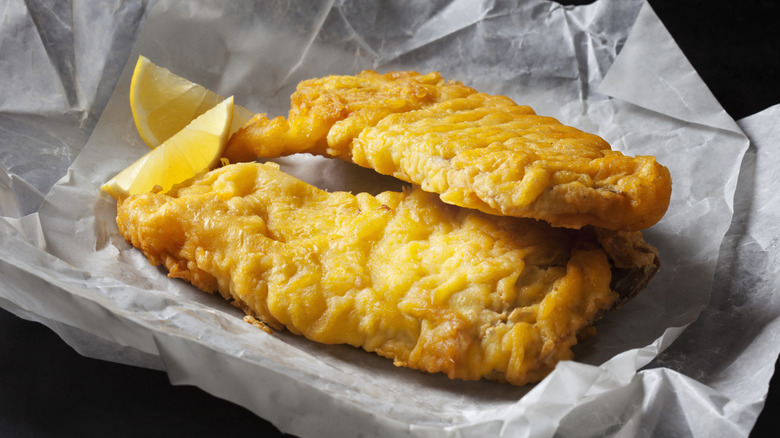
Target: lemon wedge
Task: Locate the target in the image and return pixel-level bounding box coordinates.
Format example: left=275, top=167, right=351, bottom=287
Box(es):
left=130, top=55, right=253, bottom=147
left=102, top=96, right=234, bottom=200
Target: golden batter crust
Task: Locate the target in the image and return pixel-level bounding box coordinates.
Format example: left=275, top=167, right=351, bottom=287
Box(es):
left=225, top=70, right=671, bottom=231
left=117, top=162, right=658, bottom=385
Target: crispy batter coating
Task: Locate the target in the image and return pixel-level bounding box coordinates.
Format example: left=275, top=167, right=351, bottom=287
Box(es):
left=225, top=70, right=672, bottom=231
left=117, top=162, right=659, bottom=385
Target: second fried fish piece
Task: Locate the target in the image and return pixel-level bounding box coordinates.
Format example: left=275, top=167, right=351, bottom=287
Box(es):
left=225, top=70, right=672, bottom=231
left=117, top=162, right=659, bottom=386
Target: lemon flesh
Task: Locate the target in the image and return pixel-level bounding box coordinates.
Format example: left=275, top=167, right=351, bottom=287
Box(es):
left=102, top=96, right=234, bottom=200
left=130, top=55, right=253, bottom=147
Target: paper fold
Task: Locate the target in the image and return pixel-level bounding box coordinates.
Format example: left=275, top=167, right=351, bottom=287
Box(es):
left=598, top=2, right=741, bottom=134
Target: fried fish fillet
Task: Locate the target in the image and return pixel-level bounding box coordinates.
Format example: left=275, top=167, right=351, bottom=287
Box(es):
left=117, top=162, right=659, bottom=385
left=224, top=70, right=672, bottom=231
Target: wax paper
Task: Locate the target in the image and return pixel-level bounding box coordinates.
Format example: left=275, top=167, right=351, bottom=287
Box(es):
left=1, top=0, right=778, bottom=436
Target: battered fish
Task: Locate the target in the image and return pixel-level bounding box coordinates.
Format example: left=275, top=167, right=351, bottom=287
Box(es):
left=225, top=70, right=672, bottom=231
left=117, top=162, right=659, bottom=385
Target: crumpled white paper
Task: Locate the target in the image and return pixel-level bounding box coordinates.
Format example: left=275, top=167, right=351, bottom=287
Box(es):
left=1, top=0, right=778, bottom=436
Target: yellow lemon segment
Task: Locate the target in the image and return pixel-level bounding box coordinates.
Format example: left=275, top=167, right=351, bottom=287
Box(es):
left=130, top=55, right=253, bottom=147
left=102, top=96, right=234, bottom=200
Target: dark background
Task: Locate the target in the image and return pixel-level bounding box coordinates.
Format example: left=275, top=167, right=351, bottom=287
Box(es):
left=1, top=0, right=778, bottom=436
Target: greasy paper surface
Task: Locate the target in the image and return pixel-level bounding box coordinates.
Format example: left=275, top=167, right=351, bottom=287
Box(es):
left=0, top=0, right=777, bottom=436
